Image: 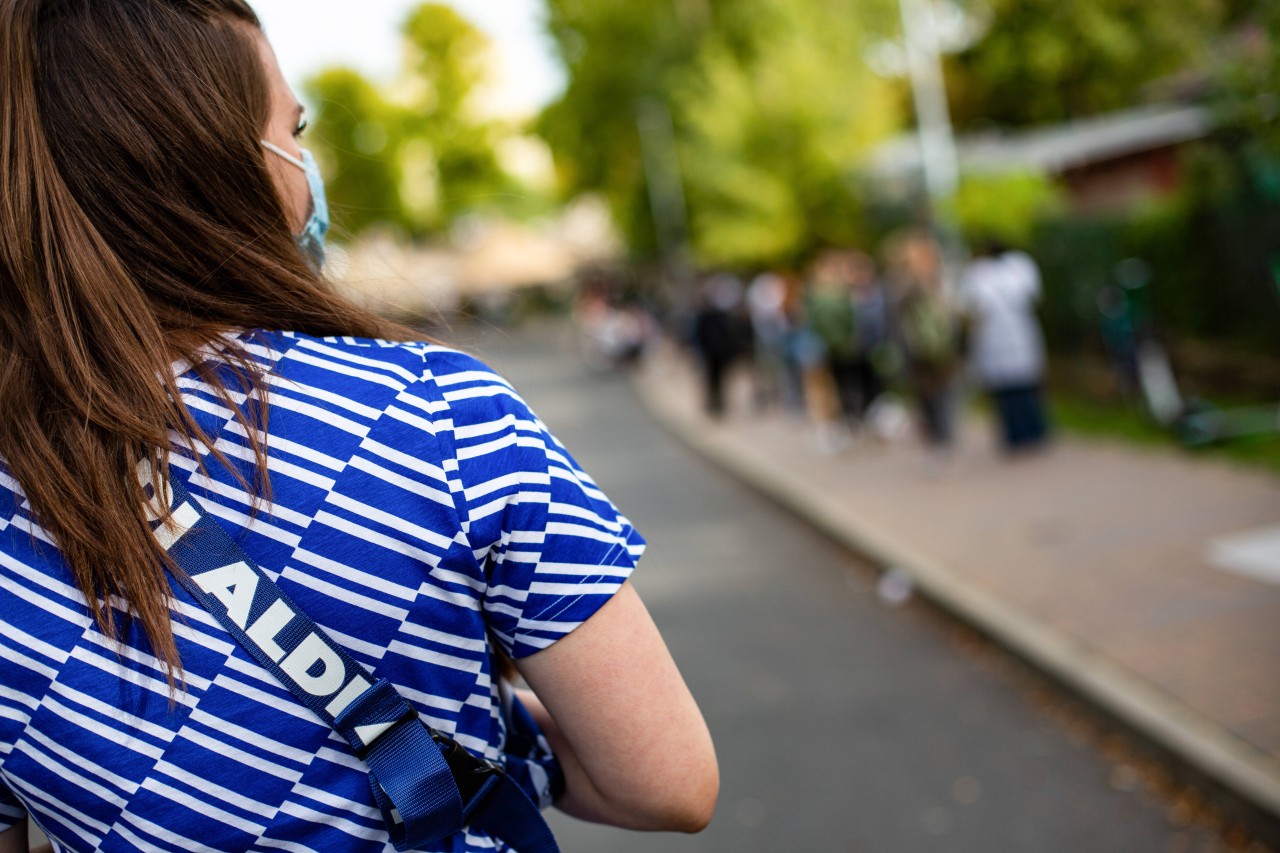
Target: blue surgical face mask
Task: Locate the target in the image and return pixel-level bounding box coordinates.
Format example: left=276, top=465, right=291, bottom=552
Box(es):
left=262, top=140, right=330, bottom=270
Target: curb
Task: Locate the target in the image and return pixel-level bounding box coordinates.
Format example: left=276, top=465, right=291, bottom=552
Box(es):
left=633, top=368, right=1280, bottom=838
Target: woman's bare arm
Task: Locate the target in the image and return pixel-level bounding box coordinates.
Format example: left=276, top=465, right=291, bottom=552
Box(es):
left=514, top=582, right=718, bottom=832
left=0, top=820, right=31, bottom=853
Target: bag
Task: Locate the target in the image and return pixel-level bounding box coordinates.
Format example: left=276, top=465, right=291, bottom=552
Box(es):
left=145, top=469, right=560, bottom=853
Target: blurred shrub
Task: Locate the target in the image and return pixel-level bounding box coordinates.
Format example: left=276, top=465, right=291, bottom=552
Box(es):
left=1210, top=2, right=1280, bottom=169
left=1033, top=144, right=1280, bottom=360
left=946, top=170, right=1065, bottom=248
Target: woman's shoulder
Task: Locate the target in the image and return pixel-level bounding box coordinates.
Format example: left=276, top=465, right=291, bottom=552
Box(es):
left=230, top=329, right=535, bottom=456
left=240, top=329, right=517, bottom=405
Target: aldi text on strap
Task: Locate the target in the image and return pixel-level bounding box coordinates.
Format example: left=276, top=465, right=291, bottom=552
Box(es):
left=142, top=465, right=560, bottom=853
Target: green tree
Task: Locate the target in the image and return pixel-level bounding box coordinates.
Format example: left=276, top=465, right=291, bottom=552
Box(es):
left=396, top=3, right=508, bottom=230
left=1210, top=1, right=1280, bottom=187
left=946, top=0, right=1224, bottom=128
left=304, top=3, right=510, bottom=240
left=679, top=2, right=901, bottom=267
left=539, top=0, right=902, bottom=266
left=305, top=68, right=407, bottom=239
left=538, top=0, right=710, bottom=257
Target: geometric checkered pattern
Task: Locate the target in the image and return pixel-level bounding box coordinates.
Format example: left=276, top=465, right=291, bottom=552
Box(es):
left=0, top=331, right=644, bottom=852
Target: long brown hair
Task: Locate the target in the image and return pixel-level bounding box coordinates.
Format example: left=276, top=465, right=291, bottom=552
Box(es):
left=0, top=0, right=409, bottom=686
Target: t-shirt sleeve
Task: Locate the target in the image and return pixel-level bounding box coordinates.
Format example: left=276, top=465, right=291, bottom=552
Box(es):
left=431, top=351, right=646, bottom=659
left=0, top=777, right=24, bottom=833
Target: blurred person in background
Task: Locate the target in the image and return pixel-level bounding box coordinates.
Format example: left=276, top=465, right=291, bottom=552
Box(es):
left=692, top=273, right=752, bottom=418
left=1097, top=283, right=1141, bottom=396
left=0, top=1, right=717, bottom=850
left=844, top=250, right=890, bottom=429
left=575, top=279, right=656, bottom=371
left=885, top=230, right=963, bottom=464
left=779, top=271, right=814, bottom=418
left=804, top=250, right=860, bottom=450
left=961, top=239, right=1051, bottom=452
left=746, top=271, right=797, bottom=412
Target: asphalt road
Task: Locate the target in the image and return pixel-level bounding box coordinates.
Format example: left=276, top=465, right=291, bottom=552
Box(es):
left=466, top=321, right=1221, bottom=853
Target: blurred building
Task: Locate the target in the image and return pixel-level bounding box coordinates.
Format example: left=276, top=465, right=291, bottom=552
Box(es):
left=331, top=196, right=621, bottom=320
left=869, top=103, right=1213, bottom=212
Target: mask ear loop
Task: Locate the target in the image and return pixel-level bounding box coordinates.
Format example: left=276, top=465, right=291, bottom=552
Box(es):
left=261, top=140, right=307, bottom=172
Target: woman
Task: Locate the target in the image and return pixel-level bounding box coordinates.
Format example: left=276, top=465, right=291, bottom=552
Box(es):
left=0, top=1, right=718, bottom=851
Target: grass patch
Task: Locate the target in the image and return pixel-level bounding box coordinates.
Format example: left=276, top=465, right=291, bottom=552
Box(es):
left=1050, top=394, right=1280, bottom=476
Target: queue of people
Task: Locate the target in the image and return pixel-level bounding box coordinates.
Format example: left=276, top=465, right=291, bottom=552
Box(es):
left=687, top=229, right=1053, bottom=461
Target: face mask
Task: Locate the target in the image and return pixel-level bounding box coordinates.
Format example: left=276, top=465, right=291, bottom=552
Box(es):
left=261, top=139, right=330, bottom=269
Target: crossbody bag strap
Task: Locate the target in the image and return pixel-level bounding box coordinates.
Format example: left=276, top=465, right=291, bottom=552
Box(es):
left=144, top=468, right=558, bottom=853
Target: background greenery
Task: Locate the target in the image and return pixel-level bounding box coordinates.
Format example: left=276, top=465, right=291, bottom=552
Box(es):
left=303, top=0, right=1280, bottom=400
left=303, top=4, right=529, bottom=241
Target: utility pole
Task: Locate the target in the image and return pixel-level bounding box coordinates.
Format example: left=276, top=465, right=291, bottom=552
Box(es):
left=898, top=0, right=961, bottom=208
left=898, top=0, right=968, bottom=293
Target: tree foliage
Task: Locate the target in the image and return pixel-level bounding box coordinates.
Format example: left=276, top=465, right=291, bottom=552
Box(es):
left=945, top=0, right=1224, bottom=128
left=397, top=4, right=508, bottom=229
left=304, top=3, right=509, bottom=241
left=539, top=0, right=903, bottom=268
left=945, top=170, right=1064, bottom=247
left=1211, top=1, right=1280, bottom=166
left=305, top=69, right=407, bottom=238
left=537, top=0, right=706, bottom=257
left=679, top=3, right=901, bottom=267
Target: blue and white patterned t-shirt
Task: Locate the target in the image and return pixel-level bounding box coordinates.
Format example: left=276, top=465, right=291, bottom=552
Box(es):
left=0, top=331, right=645, bottom=852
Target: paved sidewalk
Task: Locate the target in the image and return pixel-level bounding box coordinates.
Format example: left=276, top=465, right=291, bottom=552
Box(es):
left=634, top=346, right=1280, bottom=832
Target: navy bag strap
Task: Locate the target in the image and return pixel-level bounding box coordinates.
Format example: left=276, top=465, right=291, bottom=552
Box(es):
left=145, top=470, right=559, bottom=853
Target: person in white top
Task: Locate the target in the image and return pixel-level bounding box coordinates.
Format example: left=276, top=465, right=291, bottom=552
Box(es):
left=961, top=241, right=1052, bottom=451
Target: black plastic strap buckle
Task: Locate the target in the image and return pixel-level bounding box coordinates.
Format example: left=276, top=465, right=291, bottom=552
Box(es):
left=430, top=730, right=506, bottom=824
